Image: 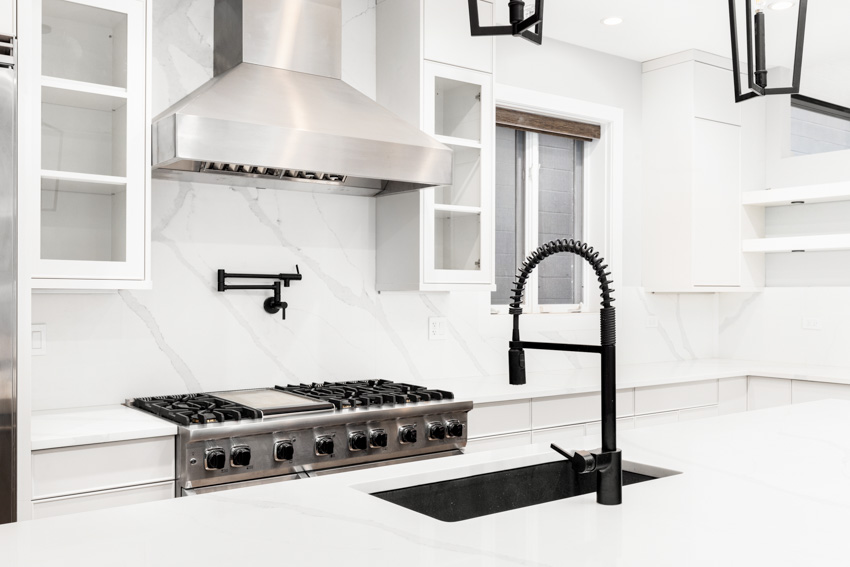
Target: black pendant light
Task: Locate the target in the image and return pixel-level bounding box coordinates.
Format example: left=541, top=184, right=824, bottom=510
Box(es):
left=468, top=0, right=544, bottom=45
left=728, top=0, right=808, bottom=102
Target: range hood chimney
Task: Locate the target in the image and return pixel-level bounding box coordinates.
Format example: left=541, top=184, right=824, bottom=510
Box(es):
left=152, top=0, right=452, bottom=197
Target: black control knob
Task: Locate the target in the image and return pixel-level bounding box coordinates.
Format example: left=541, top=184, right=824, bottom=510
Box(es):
left=399, top=426, right=417, bottom=444
left=275, top=441, right=294, bottom=461
left=315, top=436, right=335, bottom=455
left=231, top=446, right=251, bottom=467
left=446, top=421, right=464, bottom=438
left=349, top=432, right=368, bottom=451
left=205, top=448, right=226, bottom=470
left=370, top=430, right=388, bottom=448
left=428, top=422, right=447, bottom=440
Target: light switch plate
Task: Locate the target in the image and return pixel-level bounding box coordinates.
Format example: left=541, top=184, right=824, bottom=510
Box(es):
left=802, top=318, right=822, bottom=330
left=32, top=324, right=47, bottom=355
left=429, top=317, right=447, bottom=341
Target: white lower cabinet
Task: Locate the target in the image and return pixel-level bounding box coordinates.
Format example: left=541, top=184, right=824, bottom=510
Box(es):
left=465, top=432, right=533, bottom=453
left=634, top=379, right=718, bottom=415
left=32, top=481, right=175, bottom=520
left=32, top=436, right=175, bottom=519
left=531, top=389, right=635, bottom=429
left=678, top=405, right=720, bottom=422
left=791, top=380, right=850, bottom=404
left=718, top=376, right=748, bottom=414
left=747, top=376, right=792, bottom=411
left=466, top=399, right=531, bottom=439
left=634, top=411, right=679, bottom=429
left=530, top=424, right=586, bottom=446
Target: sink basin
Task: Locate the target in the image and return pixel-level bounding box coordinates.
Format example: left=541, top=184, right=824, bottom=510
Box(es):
left=371, top=460, right=680, bottom=522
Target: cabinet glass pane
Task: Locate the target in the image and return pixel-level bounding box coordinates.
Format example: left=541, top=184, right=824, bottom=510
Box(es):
left=40, top=178, right=127, bottom=262
left=434, top=77, right=481, bottom=142
left=435, top=145, right=481, bottom=207
left=42, top=92, right=127, bottom=177
left=42, top=0, right=128, bottom=88
left=434, top=210, right=481, bottom=271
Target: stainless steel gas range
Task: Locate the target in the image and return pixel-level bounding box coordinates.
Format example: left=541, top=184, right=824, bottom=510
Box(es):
left=128, top=381, right=472, bottom=496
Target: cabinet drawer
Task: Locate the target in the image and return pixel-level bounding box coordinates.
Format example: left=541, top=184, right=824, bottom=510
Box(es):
left=792, top=380, right=850, bottom=404
left=468, top=400, right=530, bottom=438
left=748, top=376, right=791, bottom=411
left=532, top=389, right=634, bottom=429
left=634, top=411, right=679, bottom=429
left=32, top=481, right=175, bottom=520
left=718, top=376, right=748, bottom=415
left=530, top=424, right=586, bottom=446
left=635, top=380, right=718, bottom=415
left=33, top=437, right=175, bottom=499
left=465, top=432, right=532, bottom=453
left=679, top=405, right=719, bottom=422
left=585, top=417, right=635, bottom=441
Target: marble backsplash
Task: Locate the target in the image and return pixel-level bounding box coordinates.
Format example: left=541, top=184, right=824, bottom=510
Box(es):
left=29, top=0, right=718, bottom=410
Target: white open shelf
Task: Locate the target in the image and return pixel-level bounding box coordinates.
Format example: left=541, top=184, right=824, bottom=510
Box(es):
left=42, top=76, right=127, bottom=111
left=433, top=204, right=482, bottom=216
left=742, top=181, right=850, bottom=207
left=41, top=169, right=127, bottom=186
left=742, top=234, right=850, bottom=253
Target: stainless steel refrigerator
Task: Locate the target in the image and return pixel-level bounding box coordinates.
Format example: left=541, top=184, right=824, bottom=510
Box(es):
left=0, top=30, right=17, bottom=524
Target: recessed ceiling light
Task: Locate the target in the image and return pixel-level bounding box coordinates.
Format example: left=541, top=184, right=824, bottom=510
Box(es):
left=769, top=1, right=795, bottom=10
left=601, top=17, right=623, bottom=26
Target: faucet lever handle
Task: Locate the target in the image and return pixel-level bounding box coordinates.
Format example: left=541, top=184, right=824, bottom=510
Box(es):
left=550, top=444, right=596, bottom=474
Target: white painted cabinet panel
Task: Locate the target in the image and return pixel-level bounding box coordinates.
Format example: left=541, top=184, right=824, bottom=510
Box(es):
left=718, top=376, right=748, bottom=415
left=634, top=380, right=718, bottom=415
left=530, top=424, right=586, bottom=447
left=32, top=481, right=174, bottom=519
left=0, top=0, right=14, bottom=36
left=424, top=0, right=492, bottom=73
left=584, top=418, right=635, bottom=446
left=32, top=437, right=174, bottom=499
left=694, top=63, right=741, bottom=126
left=691, top=119, right=741, bottom=286
left=532, top=389, right=634, bottom=429
left=465, top=432, right=532, bottom=453
left=467, top=400, right=530, bottom=438
left=747, top=376, right=792, bottom=411
left=634, top=411, right=679, bottom=429
left=792, top=380, right=850, bottom=404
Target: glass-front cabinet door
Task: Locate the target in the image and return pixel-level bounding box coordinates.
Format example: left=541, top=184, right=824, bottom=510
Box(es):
left=422, top=61, right=493, bottom=285
left=32, top=0, right=147, bottom=285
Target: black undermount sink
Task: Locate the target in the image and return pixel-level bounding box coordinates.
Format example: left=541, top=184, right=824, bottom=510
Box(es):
left=372, top=460, right=680, bottom=522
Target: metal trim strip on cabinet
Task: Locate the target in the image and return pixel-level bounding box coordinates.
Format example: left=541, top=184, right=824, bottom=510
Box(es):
left=0, top=46, right=16, bottom=525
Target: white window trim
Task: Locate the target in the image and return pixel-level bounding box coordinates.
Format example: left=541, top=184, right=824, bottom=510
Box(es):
left=492, top=84, right=624, bottom=317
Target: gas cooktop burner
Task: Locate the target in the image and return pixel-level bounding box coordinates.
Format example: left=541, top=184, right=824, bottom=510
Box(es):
left=277, top=380, right=454, bottom=410
left=133, top=394, right=262, bottom=426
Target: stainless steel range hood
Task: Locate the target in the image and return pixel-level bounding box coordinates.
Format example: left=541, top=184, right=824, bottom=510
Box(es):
left=152, top=0, right=452, bottom=197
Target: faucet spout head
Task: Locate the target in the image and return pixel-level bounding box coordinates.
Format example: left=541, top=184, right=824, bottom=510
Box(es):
left=508, top=346, right=526, bottom=385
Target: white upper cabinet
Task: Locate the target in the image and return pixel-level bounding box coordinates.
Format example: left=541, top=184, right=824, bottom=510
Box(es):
left=642, top=51, right=764, bottom=292
left=0, top=0, right=14, bottom=36
left=22, top=0, right=150, bottom=288
left=424, top=0, right=493, bottom=73
left=376, top=0, right=494, bottom=291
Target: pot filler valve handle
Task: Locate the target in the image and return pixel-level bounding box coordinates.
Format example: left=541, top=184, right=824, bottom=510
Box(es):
left=217, top=266, right=303, bottom=320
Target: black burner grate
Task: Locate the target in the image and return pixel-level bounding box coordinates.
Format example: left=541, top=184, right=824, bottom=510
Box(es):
left=132, top=394, right=262, bottom=426
left=276, top=380, right=454, bottom=410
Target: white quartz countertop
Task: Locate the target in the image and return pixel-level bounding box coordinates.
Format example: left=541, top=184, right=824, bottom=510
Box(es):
left=30, top=405, right=178, bottom=451
left=7, top=400, right=850, bottom=566
left=30, top=359, right=850, bottom=450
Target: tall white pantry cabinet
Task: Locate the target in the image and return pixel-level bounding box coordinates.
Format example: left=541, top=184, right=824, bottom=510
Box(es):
left=19, top=0, right=151, bottom=290
left=376, top=0, right=495, bottom=291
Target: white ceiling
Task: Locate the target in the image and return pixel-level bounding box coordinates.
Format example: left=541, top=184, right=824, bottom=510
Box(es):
left=489, top=0, right=850, bottom=103
left=534, top=1, right=849, bottom=67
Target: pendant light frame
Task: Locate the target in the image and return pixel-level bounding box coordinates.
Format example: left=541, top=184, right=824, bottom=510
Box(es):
left=468, top=0, right=545, bottom=45
left=728, top=0, right=808, bottom=102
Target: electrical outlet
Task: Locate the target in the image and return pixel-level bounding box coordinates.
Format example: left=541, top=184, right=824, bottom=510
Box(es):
left=32, top=324, right=47, bottom=355
left=429, top=317, right=447, bottom=341
left=802, top=318, right=822, bottom=331
left=645, top=316, right=659, bottom=328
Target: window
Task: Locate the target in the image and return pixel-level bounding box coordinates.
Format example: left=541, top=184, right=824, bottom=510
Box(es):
left=491, top=125, right=586, bottom=313
left=790, top=95, right=850, bottom=156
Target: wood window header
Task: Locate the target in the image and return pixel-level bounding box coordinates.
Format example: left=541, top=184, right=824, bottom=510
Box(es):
left=496, top=107, right=601, bottom=141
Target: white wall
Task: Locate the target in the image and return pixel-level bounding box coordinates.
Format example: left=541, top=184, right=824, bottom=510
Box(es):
left=30, top=0, right=718, bottom=411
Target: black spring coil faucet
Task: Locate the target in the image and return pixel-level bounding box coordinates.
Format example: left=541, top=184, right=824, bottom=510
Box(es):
left=508, top=239, right=622, bottom=505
